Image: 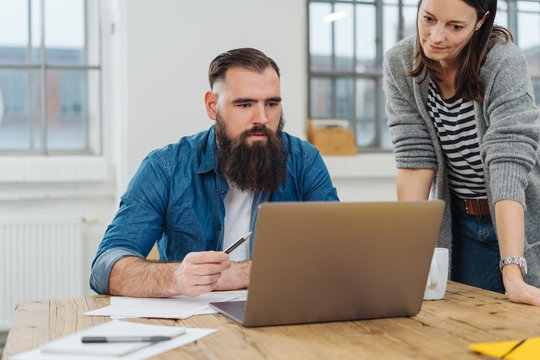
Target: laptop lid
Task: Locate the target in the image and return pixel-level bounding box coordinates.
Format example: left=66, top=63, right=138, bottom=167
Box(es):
left=211, top=201, right=444, bottom=327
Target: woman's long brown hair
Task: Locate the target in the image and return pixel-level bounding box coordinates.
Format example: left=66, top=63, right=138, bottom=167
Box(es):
left=410, top=0, right=513, bottom=101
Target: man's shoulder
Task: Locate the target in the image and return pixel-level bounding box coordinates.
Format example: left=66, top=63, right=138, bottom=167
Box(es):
left=282, top=131, right=319, bottom=157
left=146, top=128, right=211, bottom=166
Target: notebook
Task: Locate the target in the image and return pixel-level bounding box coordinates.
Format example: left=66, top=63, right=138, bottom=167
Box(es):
left=210, top=200, right=445, bottom=327
left=39, top=320, right=186, bottom=356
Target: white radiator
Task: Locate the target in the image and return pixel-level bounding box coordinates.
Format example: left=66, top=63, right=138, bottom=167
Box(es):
left=0, top=215, right=84, bottom=330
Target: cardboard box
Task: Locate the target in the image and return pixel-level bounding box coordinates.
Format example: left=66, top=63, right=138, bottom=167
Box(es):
left=307, top=119, right=357, bottom=156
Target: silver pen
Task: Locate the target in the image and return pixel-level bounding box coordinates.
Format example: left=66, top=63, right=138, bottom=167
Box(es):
left=81, top=336, right=172, bottom=343
left=223, top=231, right=252, bottom=254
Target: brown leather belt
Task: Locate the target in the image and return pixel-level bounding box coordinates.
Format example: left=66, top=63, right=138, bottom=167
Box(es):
left=451, top=195, right=490, bottom=217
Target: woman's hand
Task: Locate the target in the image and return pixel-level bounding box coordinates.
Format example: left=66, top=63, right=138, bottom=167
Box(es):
left=495, top=200, right=540, bottom=305
left=502, top=265, right=540, bottom=306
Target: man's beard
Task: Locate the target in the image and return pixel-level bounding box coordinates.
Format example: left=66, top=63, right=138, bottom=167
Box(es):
left=215, top=113, right=288, bottom=192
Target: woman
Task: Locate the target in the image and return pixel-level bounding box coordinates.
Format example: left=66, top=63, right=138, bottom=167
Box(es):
left=383, top=0, right=540, bottom=305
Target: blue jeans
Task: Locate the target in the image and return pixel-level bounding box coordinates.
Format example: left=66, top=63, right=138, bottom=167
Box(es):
left=450, top=206, right=505, bottom=294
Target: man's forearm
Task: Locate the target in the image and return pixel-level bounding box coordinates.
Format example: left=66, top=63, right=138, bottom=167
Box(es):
left=109, top=256, right=180, bottom=297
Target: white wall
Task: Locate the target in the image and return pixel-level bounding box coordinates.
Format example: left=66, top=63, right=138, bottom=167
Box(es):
left=120, top=0, right=309, bottom=190
left=117, top=0, right=397, bottom=198
left=0, top=0, right=397, bottom=301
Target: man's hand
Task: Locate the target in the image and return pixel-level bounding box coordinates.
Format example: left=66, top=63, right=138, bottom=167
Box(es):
left=109, top=251, right=231, bottom=298
left=173, top=251, right=231, bottom=297
left=109, top=251, right=251, bottom=298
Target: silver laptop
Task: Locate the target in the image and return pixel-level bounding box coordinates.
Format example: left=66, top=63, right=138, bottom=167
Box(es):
left=210, top=201, right=444, bottom=327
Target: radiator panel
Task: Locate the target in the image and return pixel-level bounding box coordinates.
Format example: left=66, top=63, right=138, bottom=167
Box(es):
left=0, top=216, right=84, bottom=330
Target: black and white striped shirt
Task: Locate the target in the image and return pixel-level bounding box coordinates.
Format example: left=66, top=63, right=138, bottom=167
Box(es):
left=426, top=80, right=487, bottom=199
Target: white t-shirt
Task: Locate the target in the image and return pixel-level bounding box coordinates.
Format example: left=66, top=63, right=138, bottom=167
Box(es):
left=222, top=184, right=253, bottom=262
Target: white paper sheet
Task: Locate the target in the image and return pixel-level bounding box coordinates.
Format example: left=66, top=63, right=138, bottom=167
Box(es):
left=40, top=320, right=186, bottom=356
left=12, top=320, right=216, bottom=360
left=84, top=290, right=247, bottom=319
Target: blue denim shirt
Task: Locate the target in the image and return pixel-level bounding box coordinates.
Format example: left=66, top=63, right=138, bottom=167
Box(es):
left=90, top=126, right=339, bottom=294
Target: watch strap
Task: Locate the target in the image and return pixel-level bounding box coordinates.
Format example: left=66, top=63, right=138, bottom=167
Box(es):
left=499, top=256, right=528, bottom=275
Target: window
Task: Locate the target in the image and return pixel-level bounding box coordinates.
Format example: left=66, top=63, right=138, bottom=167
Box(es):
left=308, top=0, right=540, bottom=151
left=0, top=0, right=102, bottom=155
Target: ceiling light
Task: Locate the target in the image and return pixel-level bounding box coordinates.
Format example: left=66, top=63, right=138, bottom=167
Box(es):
left=323, top=11, right=347, bottom=23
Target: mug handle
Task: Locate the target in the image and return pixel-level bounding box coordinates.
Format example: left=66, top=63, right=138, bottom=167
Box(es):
left=428, top=259, right=439, bottom=289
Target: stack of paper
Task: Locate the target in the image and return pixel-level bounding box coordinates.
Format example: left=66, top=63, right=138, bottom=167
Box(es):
left=85, top=290, right=247, bottom=319
left=12, top=320, right=216, bottom=360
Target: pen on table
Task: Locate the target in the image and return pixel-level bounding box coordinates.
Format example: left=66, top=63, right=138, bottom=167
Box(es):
left=81, top=336, right=171, bottom=343
left=223, top=231, right=252, bottom=254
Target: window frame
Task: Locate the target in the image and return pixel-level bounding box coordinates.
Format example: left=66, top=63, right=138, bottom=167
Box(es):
left=307, top=0, right=540, bottom=152
left=0, top=0, right=103, bottom=156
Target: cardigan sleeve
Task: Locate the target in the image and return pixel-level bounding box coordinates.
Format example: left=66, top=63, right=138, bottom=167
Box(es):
left=480, top=41, right=540, bottom=206
left=383, top=39, right=438, bottom=171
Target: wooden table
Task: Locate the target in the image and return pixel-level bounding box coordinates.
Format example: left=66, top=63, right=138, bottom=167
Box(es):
left=4, top=282, right=540, bottom=359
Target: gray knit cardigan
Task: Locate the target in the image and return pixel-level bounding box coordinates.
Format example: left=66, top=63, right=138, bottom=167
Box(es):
left=383, top=36, right=540, bottom=287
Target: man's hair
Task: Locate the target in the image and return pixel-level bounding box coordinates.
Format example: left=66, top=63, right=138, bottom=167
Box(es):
left=208, top=48, right=280, bottom=89
left=410, top=0, right=512, bottom=102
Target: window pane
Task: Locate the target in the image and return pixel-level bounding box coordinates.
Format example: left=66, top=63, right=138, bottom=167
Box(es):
left=383, top=5, right=399, bottom=54
left=31, top=0, right=42, bottom=63
left=355, top=4, right=376, bottom=72
left=0, top=1, right=29, bottom=64
left=0, top=69, right=41, bottom=151
left=0, top=0, right=101, bottom=155
left=46, top=69, right=101, bottom=152
left=383, top=4, right=417, bottom=54
left=336, top=78, right=354, bottom=128
left=356, top=79, right=376, bottom=147
left=403, top=5, right=418, bottom=39
left=45, top=0, right=85, bottom=65
left=310, top=78, right=334, bottom=119
left=518, top=1, right=540, bottom=12
left=517, top=12, right=540, bottom=72
left=495, top=9, right=508, bottom=28
left=310, top=3, right=332, bottom=71
left=334, top=4, right=354, bottom=71
left=86, top=0, right=101, bottom=66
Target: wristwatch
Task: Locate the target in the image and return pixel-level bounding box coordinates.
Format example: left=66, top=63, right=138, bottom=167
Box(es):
left=499, top=256, right=528, bottom=275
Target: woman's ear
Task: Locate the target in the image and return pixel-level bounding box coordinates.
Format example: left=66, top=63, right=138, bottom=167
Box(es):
left=475, top=10, right=490, bottom=31
left=205, top=91, right=218, bottom=121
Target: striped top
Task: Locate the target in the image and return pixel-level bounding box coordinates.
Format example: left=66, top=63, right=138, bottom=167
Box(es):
left=426, top=80, right=487, bottom=199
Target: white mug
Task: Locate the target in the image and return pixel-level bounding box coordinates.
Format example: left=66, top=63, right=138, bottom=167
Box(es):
left=424, top=247, right=449, bottom=300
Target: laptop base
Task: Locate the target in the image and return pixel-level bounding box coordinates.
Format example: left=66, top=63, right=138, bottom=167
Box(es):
left=210, top=301, right=247, bottom=324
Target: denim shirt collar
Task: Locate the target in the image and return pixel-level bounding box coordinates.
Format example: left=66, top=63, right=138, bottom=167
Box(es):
left=197, top=125, right=219, bottom=175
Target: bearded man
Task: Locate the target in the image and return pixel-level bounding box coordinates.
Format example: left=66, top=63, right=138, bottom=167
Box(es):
left=90, top=48, right=338, bottom=297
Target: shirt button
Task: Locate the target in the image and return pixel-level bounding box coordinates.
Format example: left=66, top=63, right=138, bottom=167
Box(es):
left=219, top=189, right=225, bottom=195
left=217, top=225, right=222, bottom=231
